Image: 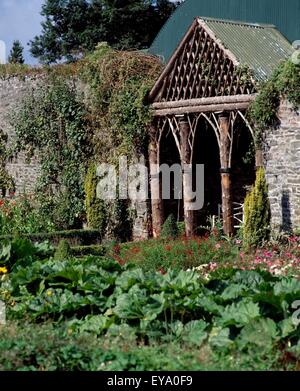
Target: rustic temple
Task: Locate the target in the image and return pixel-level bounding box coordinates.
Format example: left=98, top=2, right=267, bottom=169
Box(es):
left=147, top=17, right=295, bottom=238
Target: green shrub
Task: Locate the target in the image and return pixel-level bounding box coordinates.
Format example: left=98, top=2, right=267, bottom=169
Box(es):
left=54, top=240, right=72, bottom=260
left=0, top=195, right=54, bottom=235
left=0, top=229, right=102, bottom=246
left=161, top=214, right=179, bottom=239
left=294, top=227, right=300, bottom=237
left=243, top=168, right=271, bottom=248
left=249, top=60, right=300, bottom=145
left=84, top=164, right=107, bottom=238
left=71, top=245, right=107, bottom=257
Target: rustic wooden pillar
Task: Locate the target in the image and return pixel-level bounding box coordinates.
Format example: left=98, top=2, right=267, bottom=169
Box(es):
left=179, top=116, right=195, bottom=238
left=255, top=148, right=263, bottom=169
left=149, top=125, right=164, bottom=238
left=218, top=114, right=234, bottom=236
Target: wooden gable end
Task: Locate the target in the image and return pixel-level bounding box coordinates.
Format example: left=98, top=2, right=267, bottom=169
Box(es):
left=149, top=18, right=256, bottom=103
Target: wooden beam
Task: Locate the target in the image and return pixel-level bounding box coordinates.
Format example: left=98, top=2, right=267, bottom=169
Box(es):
left=218, top=115, right=234, bottom=236
left=152, top=94, right=257, bottom=110
left=179, top=117, right=195, bottom=238
left=154, top=101, right=252, bottom=117
left=255, top=149, right=264, bottom=168
left=149, top=125, right=164, bottom=238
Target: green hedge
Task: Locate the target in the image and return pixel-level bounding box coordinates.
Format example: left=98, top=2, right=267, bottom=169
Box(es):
left=0, top=229, right=102, bottom=247
left=71, top=244, right=107, bottom=257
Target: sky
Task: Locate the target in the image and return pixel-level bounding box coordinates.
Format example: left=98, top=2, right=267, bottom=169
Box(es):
left=0, top=0, right=43, bottom=64
left=0, top=0, right=180, bottom=65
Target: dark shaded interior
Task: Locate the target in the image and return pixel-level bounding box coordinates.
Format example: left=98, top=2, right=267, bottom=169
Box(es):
left=159, top=116, right=256, bottom=231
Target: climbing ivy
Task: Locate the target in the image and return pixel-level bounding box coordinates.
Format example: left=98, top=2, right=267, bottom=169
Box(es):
left=79, top=44, right=161, bottom=238
left=84, top=164, right=107, bottom=236
left=248, top=60, right=300, bottom=145
left=0, top=129, right=14, bottom=196
left=11, top=44, right=161, bottom=235
left=12, top=77, right=90, bottom=229
left=79, top=43, right=162, bottom=162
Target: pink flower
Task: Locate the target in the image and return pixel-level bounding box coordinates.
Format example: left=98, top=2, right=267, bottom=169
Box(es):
left=209, top=262, right=218, bottom=271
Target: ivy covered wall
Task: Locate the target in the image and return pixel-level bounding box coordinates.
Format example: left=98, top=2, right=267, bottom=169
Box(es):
left=0, top=76, right=41, bottom=194
left=0, top=46, right=161, bottom=239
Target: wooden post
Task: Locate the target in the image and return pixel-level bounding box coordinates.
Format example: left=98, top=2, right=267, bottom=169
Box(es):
left=255, top=148, right=263, bottom=169
left=218, top=114, right=234, bottom=236
left=179, top=116, right=195, bottom=238
left=149, top=125, right=164, bottom=238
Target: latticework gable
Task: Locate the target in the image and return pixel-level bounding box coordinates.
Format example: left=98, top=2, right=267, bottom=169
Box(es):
left=149, top=18, right=256, bottom=103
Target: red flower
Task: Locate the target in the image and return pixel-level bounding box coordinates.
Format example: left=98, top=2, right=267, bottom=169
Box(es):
left=113, top=244, right=121, bottom=255
left=113, top=255, right=126, bottom=266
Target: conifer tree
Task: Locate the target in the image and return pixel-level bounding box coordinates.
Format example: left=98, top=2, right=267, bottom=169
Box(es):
left=243, top=168, right=271, bottom=248
left=8, top=40, right=25, bottom=64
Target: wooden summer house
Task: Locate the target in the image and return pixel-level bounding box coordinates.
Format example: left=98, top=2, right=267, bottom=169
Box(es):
left=148, top=17, right=293, bottom=238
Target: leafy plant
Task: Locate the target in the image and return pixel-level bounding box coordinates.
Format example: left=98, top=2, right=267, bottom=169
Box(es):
left=0, top=195, right=54, bottom=235
left=243, top=168, right=271, bottom=248
left=84, top=164, right=107, bottom=236
left=12, top=77, right=90, bottom=230
left=54, top=240, right=72, bottom=261
left=161, top=214, right=179, bottom=239
left=249, top=60, right=300, bottom=145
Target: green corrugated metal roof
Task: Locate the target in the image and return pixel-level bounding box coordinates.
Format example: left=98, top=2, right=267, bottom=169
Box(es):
left=202, top=18, right=293, bottom=80
left=149, top=0, right=298, bottom=64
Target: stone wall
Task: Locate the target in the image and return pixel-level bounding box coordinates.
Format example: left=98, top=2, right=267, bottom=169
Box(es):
left=264, top=100, right=300, bottom=231
left=0, top=75, right=149, bottom=239
left=0, top=76, right=40, bottom=194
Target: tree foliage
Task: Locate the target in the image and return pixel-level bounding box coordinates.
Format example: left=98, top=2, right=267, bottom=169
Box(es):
left=8, top=40, right=25, bottom=65
left=30, top=0, right=178, bottom=64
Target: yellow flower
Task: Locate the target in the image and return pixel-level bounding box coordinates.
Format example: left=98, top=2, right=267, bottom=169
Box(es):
left=0, top=267, right=8, bottom=274
left=46, top=290, right=53, bottom=297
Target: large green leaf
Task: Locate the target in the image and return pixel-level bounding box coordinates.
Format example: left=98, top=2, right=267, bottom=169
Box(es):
left=183, top=320, right=208, bottom=347
left=209, top=327, right=233, bottom=349
left=113, top=286, right=150, bottom=320
left=220, top=283, right=248, bottom=301
left=274, top=278, right=300, bottom=298
left=278, top=317, right=298, bottom=338
left=79, top=315, right=114, bottom=335
left=115, top=268, right=146, bottom=291
left=232, top=270, right=266, bottom=290
left=237, top=318, right=278, bottom=350
left=220, top=300, right=260, bottom=327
